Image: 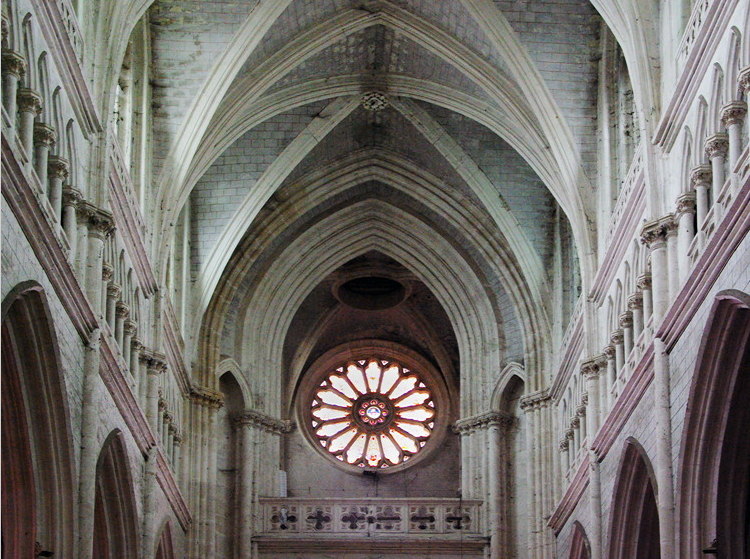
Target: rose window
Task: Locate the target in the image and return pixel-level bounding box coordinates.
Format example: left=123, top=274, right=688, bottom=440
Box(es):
left=310, top=358, right=436, bottom=469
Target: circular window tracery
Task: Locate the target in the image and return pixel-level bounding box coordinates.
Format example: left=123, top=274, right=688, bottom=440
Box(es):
left=310, top=358, right=436, bottom=469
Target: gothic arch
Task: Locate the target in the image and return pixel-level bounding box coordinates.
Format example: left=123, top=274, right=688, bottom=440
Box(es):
left=607, top=438, right=660, bottom=559
left=154, top=520, right=176, bottom=559
left=569, top=521, right=591, bottom=559
left=677, top=290, right=750, bottom=558
left=92, top=429, right=140, bottom=559
left=1, top=283, right=76, bottom=557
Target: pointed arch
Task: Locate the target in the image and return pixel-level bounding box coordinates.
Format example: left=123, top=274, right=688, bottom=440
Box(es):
left=92, top=429, right=140, bottom=559
left=677, top=290, right=750, bottom=557
left=569, top=520, right=591, bottom=559
left=154, top=520, right=176, bottom=559
left=608, top=438, right=660, bottom=559
left=1, top=282, right=76, bottom=557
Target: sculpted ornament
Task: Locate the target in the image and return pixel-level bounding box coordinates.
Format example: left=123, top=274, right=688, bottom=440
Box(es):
left=720, top=101, right=747, bottom=127
left=704, top=133, right=728, bottom=159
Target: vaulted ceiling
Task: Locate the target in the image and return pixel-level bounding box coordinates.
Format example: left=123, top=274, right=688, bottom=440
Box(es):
left=139, top=0, right=621, bottom=391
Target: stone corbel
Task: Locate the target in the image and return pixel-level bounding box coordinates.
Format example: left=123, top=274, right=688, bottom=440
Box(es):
left=519, top=389, right=551, bottom=412
left=190, top=385, right=224, bottom=410
left=234, top=409, right=293, bottom=434
left=452, top=410, right=514, bottom=434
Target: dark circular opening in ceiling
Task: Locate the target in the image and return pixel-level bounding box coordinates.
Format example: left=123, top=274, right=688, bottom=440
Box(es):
left=337, top=277, right=406, bottom=310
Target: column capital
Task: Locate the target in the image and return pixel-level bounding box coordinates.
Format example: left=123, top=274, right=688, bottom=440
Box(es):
left=675, top=192, right=696, bottom=219
left=627, top=292, right=643, bottom=311
left=131, top=337, right=143, bottom=351
left=1, top=49, right=26, bottom=78
left=559, top=436, right=570, bottom=451
left=101, top=263, right=114, bottom=283
left=106, top=282, right=121, bottom=299
left=619, top=310, right=633, bottom=329
left=62, top=186, right=83, bottom=207
left=565, top=427, right=574, bottom=440
left=640, top=216, right=672, bottom=249
left=721, top=101, right=747, bottom=127
left=48, top=155, right=70, bottom=179
left=739, top=66, right=750, bottom=95
left=519, top=389, right=551, bottom=412
left=570, top=415, right=580, bottom=428
left=190, top=385, right=224, bottom=409
left=603, top=344, right=616, bottom=359
left=115, top=301, right=130, bottom=319
left=33, top=122, right=57, bottom=147
left=576, top=403, right=586, bottom=417
left=636, top=273, right=652, bottom=291
left=233, top=409, right=294, bottom=434
left=581, top=356, right=604, bottom=378
left=79, top=202, right=115, bottom=238
left=453, top=410, right=514, bottom=433
left=124, top=319, right=138, bottom=336
left=689, top=164, right=712, bottom=188
left=141, top=349, right=168, bottom=375
left=704, top=133, right=729, bottom=159
left=610, top=329, right=624, bottom=345
left=17, top=87, right=42, bottom=114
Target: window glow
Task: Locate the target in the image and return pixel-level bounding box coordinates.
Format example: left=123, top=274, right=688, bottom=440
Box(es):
left=311, top=358, right=436, bottom=468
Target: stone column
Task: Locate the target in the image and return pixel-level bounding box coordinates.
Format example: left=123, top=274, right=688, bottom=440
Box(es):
left=628, top=293, right=644, bottom=341
left=130, top=337, right=141, bottom=392
left=33, top=122, right=56, bottom=189
left=141, top=447, right=158, bottom=559
left=581, top=357, right=603, bottom=436
left=654, top=338, right=675, bottom=558
left=588, top=456, right=603, bottom=559
left=16, top=87, right=42, bottom=159
left=665, top=219, right=679, bottom=300
left=619, top=311, right=634, bottom=359
left=115, top=301, right=129, bottom=349
left=641, top=217, right=671, bottom=325
left=47, top=155, right=68, bottom=222
left=636, top=273, right=653, bottom=325
left=559, top=436, right=570, bottom=475
left=460, top=429, right=471, bottom=497
left=61, top=187, right=82, bottom=264
left=487, top=413, right=513, bottom=559
left=80, top=204, right=114, bottom=320
left=565, top=427, right=574, bottom=475
left=123, top=320, right=136, bottom=370
left=105, top=283, right=120, bottom=331
left=1, top=49, right=25, bottom=130
left=143, top=352, right=167, bottom=432
left=603, top=345, right=616, bottom=410
left=577, top=400, right=587, bottom=446
left=172, top=431, right=182, bottom=478
left=234, top=415, right=257, bottom=559
left=690, top=164, right=712, bottom=228
left=571, top=414, right=580, bottom=458
left=611, top=330, right=625, bottom=382
left=675, top=192, right=696, bottom=281
left=721, top=102, right=747, bottom=170
left=705, top=133, right=728, bottom=205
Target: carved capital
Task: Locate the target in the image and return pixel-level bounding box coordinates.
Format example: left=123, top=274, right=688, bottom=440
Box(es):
left=453, top=410, right=514, bottom=433
left=603, top=344, right=616, bottom=359
left=721, top=101, right=747, bottom=127
left=33, top=122, right=57, bottom=147
left=130, top=337, right=143, bottom=352
left=689, top=164, right=712, bottom=189
left=565, top=427, right=574, bottom=440
left=190, top=385, right=224, bottom=409
left=570, top=415, right=580, bottom=429
left=636, top=273, right=652, bottom=291
left=234, top=409, right=294, bottom=434
left=141, top=349, right=167, bottom=376
left=675, top=192, right=696, bottom=219
left=640, top=216, right=672, bottom=249
left=610, top=329, right=624, bottom=346
left=17, top=87, right=42, bottom=114
left=619, top=311, right=633, bottom=329
left=115, top=301, right=130, bottom=319
left=158, top=397, right=168, bottom=412
left=704, top=133, right=729, bottom=159
left=101, top=264, right=114, bottom=283
left=739, top=67, right=750, bottom=95
left=519, top=389, right=551, bottom=412
left=580, top=356, right=602, bottom=379
left=47, top=155, right=70, bottom=180
left=576, top=403, right=586, bottom=417
left=1, top=49, right=26, bottom=78
left=627, top=292, right=643, bottom=311
left=62, top=186, right=82, bottom=208
left=559, top=437, right=569, bottom=451
left=106, top=282, right=121, bottom=299
left=79, top=202, right=115, bottom=238
left=124, top=319, right=137, bottom=336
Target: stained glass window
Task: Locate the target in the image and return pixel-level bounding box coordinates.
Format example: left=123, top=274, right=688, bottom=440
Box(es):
left=310, top=358, right=436, bottom=469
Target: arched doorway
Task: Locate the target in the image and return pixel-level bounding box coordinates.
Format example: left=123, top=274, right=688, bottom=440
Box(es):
left=92, top=430, right=140, bottom=558
left=678, top=291, right=750, bottom=558
left=1, top=284, right=76, bottom=557
left=608, top=439, right=660, bottom=559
